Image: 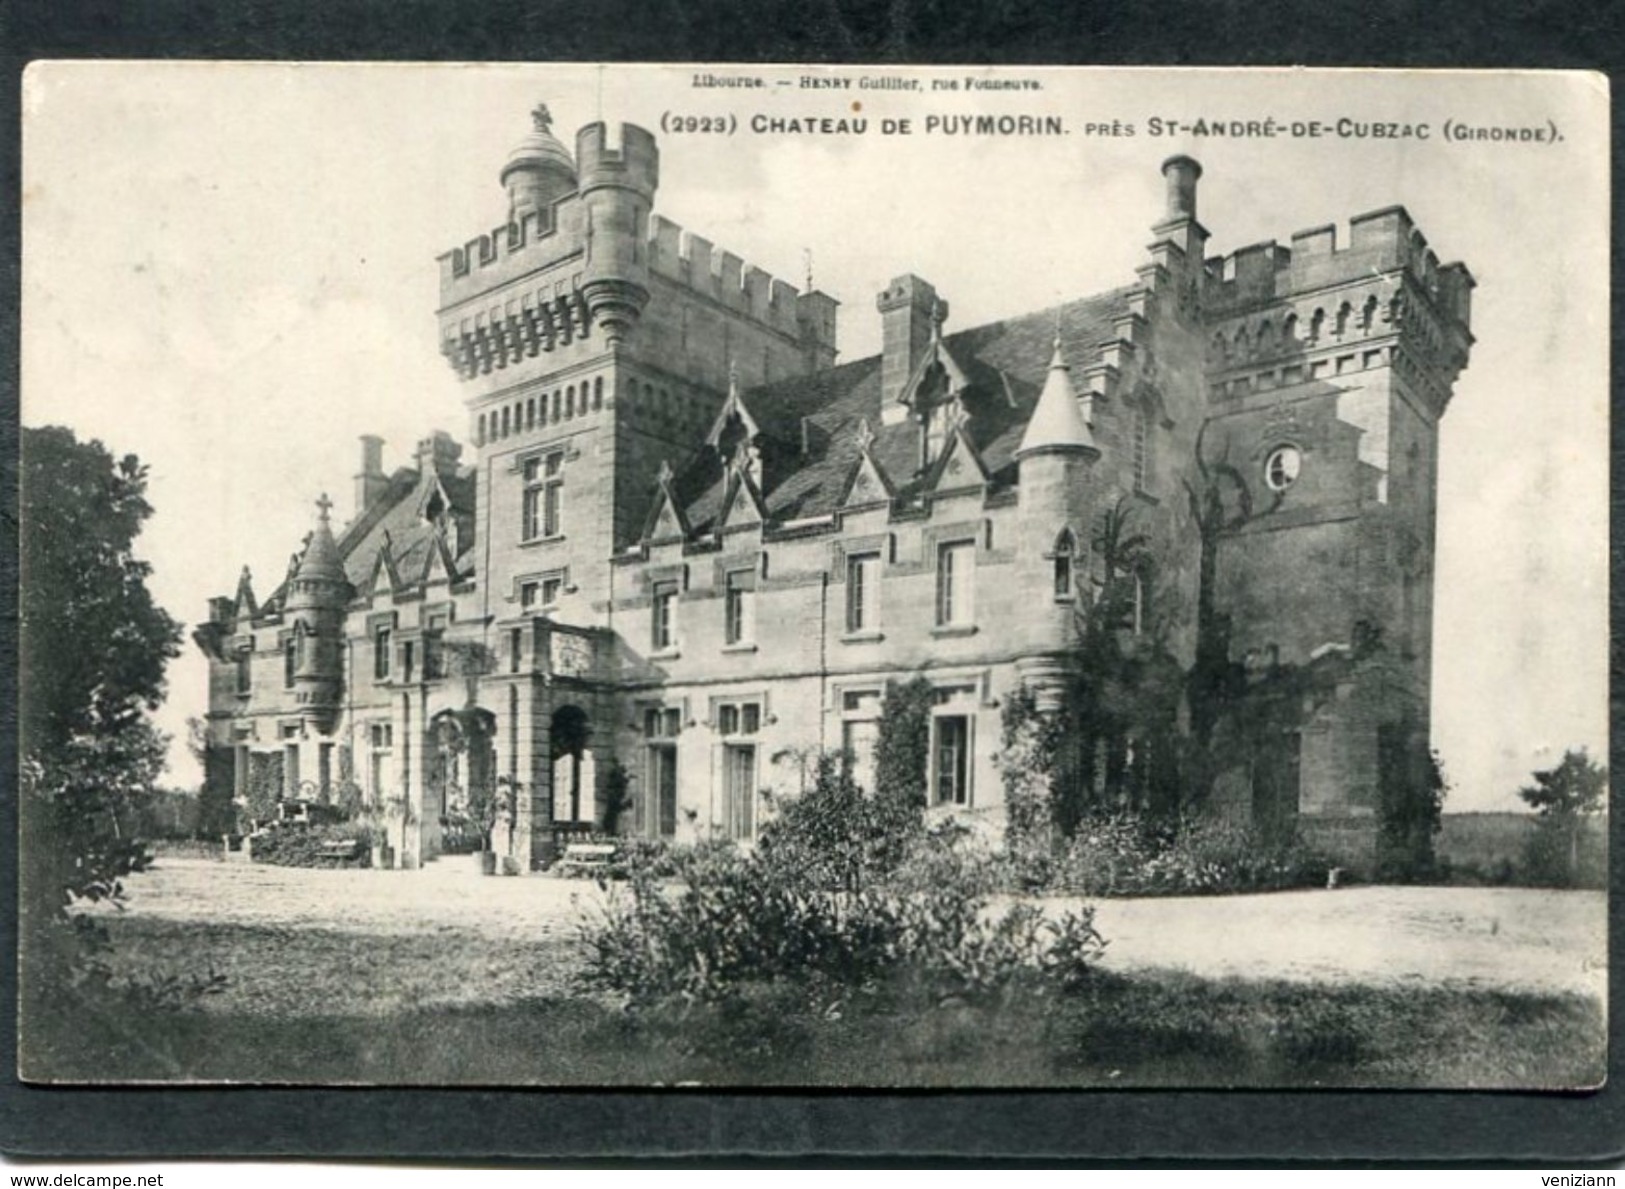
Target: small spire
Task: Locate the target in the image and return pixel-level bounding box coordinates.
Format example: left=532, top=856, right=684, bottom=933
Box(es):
left=727, top=358, right=739, bottom=396
left=531, top=103, right=553, bottom=134
left=855, top=417, right=876, bottom=453
left=1017, top=335, right=1097, bottom=459
left=315, top=492, right=334, bottom=525
left=657, top=459, right=674, bottom=485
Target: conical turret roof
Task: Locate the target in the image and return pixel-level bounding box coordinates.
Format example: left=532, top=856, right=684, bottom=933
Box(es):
left=1017, top=338, right=1096, bottom=457
left=283, top=495, right=349, bottom=615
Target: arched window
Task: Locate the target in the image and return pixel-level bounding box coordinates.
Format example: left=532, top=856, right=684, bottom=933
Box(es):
left=476, top=413, right=486, bottom=446
left=527, top=397, right=536, bottom=429
left=565, top=385, right=575, bottom=419
left=551, top=390, right=562, bottom=421
left=501, top=407, right=510, bottom=438
left=1052, top=529, right=1077, bottom=600
left=593, top=376, right=604, bottom=410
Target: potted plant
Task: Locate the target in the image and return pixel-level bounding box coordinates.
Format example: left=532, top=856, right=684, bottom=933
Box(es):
left=460, top=777, right=502, bottom=875
left=383, top=792, right=418, bottom=869
left=494, top=776, right=522, bottom=875
left=358, top=807, right=393, bottom=870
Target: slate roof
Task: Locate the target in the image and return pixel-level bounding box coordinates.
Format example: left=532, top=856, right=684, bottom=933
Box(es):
left=666, top=286, right=1132, bottom=534
left=258, top=464, right=478, bottom=612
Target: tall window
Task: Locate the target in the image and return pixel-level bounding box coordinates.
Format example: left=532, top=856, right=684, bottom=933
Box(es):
left=424, top=614, right=447, bottom=680
left=402, top=640, right=415, bottom=684
left=644, top=707, right=680, bottom=839
left=1052, top=530, right=1076, bottom=600
left=717, top=701, right=760, bottom=840
left=840, top=689, right=882, bottom=793
left=846, top=552, right=880, bottom=633
left=933, top=715, right=971, bottom=806
left=936, top=540, right=975, bottom=627
left=235, top=647, right=252, bottom=696
left=723, top=569, right=755, bottom=646
left=1131, top=405, right=1149, bottom=492
left=651, top=581, right=678, bottom=651
left=283, top=637, right=297, bottom=688
left=373, top=627, right=391, bottom=682
left=522, top=452, right=564, bottom=540
left=369, top=722, right=394, bottom=800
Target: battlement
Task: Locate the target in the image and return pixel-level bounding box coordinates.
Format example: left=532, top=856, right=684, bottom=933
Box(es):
left=1204, top=206, right=1474, bottom=329
left=576, top=121, right=659, bottom=197
left=647, top=214, right=832, bottom=342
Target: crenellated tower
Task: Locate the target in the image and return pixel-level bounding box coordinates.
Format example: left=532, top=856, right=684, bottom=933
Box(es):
left=1198, top=197, right=1474, bottom=842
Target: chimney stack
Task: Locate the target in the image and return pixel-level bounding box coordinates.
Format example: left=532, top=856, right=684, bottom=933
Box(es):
left=354, top=435, right=388, bottom=518
left=876, top=274, right=943, bottom=411
left=1160, top=155, right=1202, bottom=223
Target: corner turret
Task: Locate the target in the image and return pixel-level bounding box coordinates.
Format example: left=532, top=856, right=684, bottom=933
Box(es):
left=577, top=122, right=660, bottom=345
left=284, top=494, right=350, bottom=732
left=1015, top=334, right=1100, bottom=712
left=501, top=103, right=578, bottom=222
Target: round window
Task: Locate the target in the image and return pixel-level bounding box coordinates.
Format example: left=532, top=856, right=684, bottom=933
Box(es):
left=1264, top=445, right=1302, bottom=492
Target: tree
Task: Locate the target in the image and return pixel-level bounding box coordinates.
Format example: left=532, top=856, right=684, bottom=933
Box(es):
left=19, top=427, right=184, bottom=973
left=1519, top=747, right=1607, bottom=885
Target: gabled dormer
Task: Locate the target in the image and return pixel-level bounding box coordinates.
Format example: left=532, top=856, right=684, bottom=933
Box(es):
left=641, top=460, right=693, bottom=546
left=838, top=418, right=897, bottom=511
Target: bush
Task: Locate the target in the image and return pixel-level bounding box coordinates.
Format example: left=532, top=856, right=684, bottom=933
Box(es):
left=1042, top=813, right=1330, bottom=897
left=250, top=822, right=374, bottom=868
left=578, top=845, right=1105, bottom=1004
left=758, top=755, right=919, bottom=891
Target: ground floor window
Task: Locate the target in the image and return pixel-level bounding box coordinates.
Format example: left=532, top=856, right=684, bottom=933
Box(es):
left=840, top=688, right=883, bottom=793
left=722, top=743, right=756, bottom=840
left=643, top=706, right=681, bottom=839
left=369, top=723, right=394, bottom=801
left=647, top=744, right=678, bottom=839
left=931, top=714, right=972, bottom=807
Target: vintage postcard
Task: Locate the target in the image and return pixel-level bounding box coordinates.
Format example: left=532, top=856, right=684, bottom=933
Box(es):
left=17, top=63, right=1608, bottom=1089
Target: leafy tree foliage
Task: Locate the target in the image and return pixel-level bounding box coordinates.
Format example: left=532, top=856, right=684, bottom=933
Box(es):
left=20, top=427, right=183, bottom=975
left=871, top=676, right=934, bottom=814
left=1518, top=747, right=1608, bottom=819
left=1519, top=747, right=1608, bottom=887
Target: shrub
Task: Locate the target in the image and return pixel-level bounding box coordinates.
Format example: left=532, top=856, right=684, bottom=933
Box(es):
left=758, top=755, right=919, bottom=891
left=250, top=822, right=373, bottom=868
left=1043, top=813, right=1329, bottom=897
left=578, top=846, right=1105, bottom=1004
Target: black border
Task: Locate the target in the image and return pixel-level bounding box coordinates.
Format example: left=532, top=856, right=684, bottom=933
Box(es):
left=2, top=0, right=1620, bottom=1164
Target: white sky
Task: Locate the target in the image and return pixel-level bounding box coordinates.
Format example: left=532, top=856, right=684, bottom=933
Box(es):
left=20, top=63, right=1609, bottom=811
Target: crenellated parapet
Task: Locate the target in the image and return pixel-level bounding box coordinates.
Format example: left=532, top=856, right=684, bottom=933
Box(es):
left=438, top=113, right=840, bottom=375
left=1203, top=207, right=1475, bottom=331
left=1200, top=207, right=1475, bottom=411
left=647, top=215, right=832, bottom=348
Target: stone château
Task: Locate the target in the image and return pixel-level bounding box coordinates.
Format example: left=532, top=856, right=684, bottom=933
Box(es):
left=193, top=103, right=1474, bottom=870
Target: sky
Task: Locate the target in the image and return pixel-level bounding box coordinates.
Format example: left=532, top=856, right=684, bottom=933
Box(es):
left=20, top=63, right=1610, bottom=812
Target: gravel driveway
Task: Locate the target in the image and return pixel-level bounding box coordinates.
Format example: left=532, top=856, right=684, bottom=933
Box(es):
left=110, top=858, right=1606, bottom=1001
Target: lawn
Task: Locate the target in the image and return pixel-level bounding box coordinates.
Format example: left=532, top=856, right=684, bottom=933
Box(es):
left=20, top=861, right=1607, bottom=1089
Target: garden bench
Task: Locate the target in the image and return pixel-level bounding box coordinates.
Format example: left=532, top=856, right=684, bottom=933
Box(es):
left=556, top=842, right=619, bottom=878
left=318, top=839, right=362, bottom=862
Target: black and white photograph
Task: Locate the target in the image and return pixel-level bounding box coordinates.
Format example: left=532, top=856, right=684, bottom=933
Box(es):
left=17, top=63, right=1609, bottom=1090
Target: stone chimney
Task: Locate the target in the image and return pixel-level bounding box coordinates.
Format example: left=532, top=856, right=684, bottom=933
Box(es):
left=876, top=275, right=943, bottom=409
left=1161, top=155, right=1202, bottom=224
left=416, top=430, right=463, bottom=479
left=354, top=435, right=389, bottom=517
